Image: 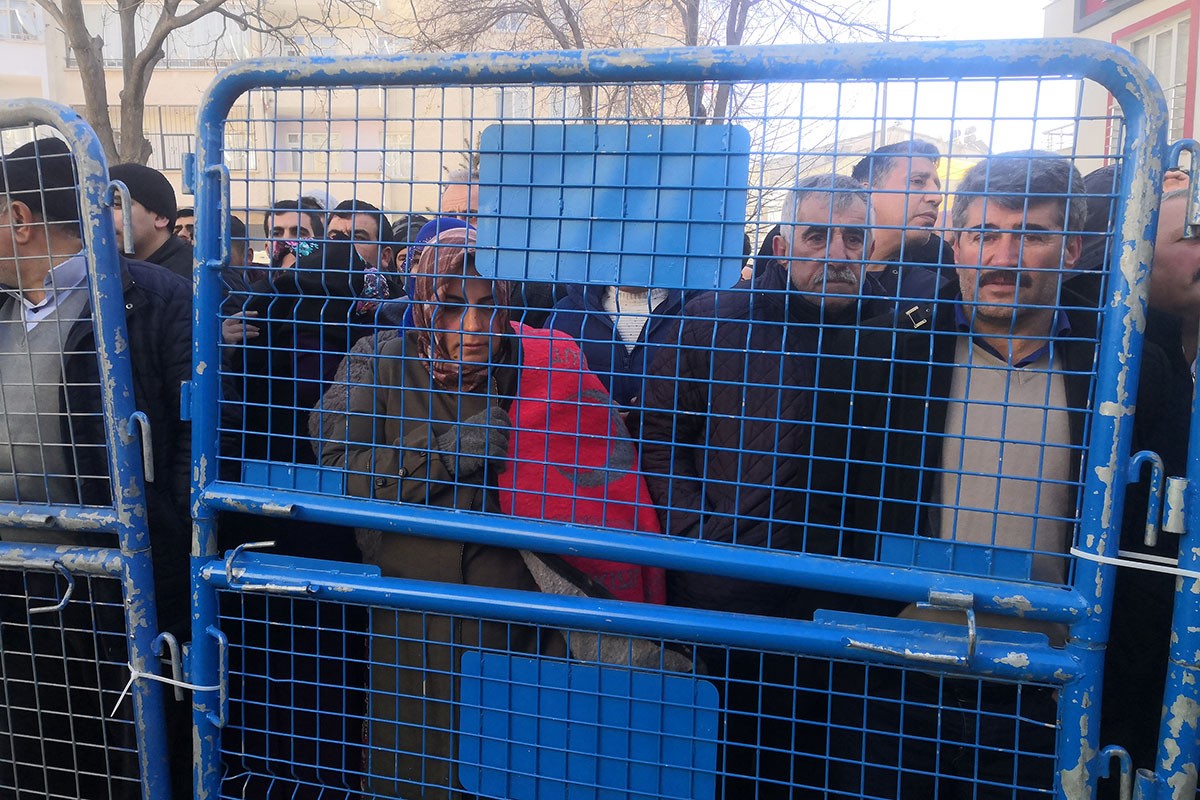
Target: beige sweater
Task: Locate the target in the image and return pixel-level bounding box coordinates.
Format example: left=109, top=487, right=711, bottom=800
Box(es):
left=904, top=337, right=1075, bottom=644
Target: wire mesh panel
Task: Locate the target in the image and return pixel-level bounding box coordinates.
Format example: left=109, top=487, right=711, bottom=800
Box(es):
left=0, top=562, right=139, bottom=798
left=198, top=552, right=1085, bottom=800
left=189, top=41, right=1173, bottom=800
left=0, top=102, right=182, bottom=799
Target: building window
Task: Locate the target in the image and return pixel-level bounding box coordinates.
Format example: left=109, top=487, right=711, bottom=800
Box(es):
left=68, top=4, right=248, bottom=68
left=494, top=13, right=524, bottom=32
left=225, top=121, right=258, bottom=172
left=383, top=132, right=413, bottom=181
left=1123, top=16, right=1191, bottom=140
left=0, top=0, right=40, bottom=40
left=70, top=105, right=198, bottom=171
left=374, top=34, right=410, bottom=55
left=280, top=130, right=340, bottom=174
left=547, top=88, right=582, bottom=119
left=496, top=87, right=532, bottom=120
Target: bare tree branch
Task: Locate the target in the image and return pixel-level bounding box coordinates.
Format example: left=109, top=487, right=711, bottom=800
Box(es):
left=42, top=0, right=405, bottom=163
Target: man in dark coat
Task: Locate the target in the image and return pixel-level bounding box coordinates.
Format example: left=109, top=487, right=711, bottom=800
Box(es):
left=0, top=138, right=192, bottom=799
left=110, top=162, right=193, bottom=281
left=827, top=151, right=1183, bottom=799
left=640, top=173, right=890, bottom=797
left=850, top=139, right=953, bottom=300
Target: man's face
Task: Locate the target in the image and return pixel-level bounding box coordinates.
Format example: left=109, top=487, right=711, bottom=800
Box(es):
left=954, top=199, right=1080, bottom=326
left=328, top=213, right=393, bottom=270
left=871, top=157, right=942, bottom=249
left=113, top=197, right=168, bottom=255
left=1149, top=195, right=1200, bottom=318
left=440, top=184, right=477, bottom=224
left=269, top=210, right=317, bottom=241
left=174, top=213, right=195, bottom=244
left=772, top=195, right=870, bottom=310
left=268, top=210, right=319, bottom=268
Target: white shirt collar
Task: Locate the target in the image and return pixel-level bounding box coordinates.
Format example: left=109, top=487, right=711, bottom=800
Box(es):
left=9, top=252, right=88, bottom=311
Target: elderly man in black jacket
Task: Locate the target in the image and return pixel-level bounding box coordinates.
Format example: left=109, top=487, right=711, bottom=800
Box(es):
left=643, top=173, right=888, bottom=615
left=640, top=173, right=890, bottom=797
left=0, top=137, right=193, bottom=799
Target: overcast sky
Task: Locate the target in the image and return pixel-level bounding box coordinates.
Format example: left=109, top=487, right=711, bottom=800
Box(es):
left=884, top=0, right=1051, bottom=40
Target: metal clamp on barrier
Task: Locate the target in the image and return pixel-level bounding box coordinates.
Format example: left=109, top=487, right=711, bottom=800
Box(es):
left=1099, top=745, right=1133, bottom=800
left=1168, top=139, right=1198, bottom=239
left=845, top=591, right=978, bottom=667
left=224, top=540, right=315, bottom=594
left=1128, top=450, right=1165, bottom=548
left=153, top=632, right=185, bottom=702
left=104, top=179, right=136, bottom=257
left=204, top=624, right=229, bottom=729
left=28, top=561, right=75, bottom=615
left=127, top=411, right=155, bottom=484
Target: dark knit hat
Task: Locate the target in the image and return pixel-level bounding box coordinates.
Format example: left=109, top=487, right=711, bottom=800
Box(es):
left=0, top=137, right=82, bottom=226
left=110, top=162, right=178, bottom=226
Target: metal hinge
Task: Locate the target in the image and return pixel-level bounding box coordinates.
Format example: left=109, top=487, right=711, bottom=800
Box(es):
left=1163, top=476, right=1187, bottom=536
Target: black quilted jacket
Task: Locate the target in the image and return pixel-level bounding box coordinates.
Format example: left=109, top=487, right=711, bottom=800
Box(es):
left=640, top=261, right=891, bottom=616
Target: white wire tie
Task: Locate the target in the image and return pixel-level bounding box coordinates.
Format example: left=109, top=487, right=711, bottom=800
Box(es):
left=1069, top=546, right=1200, bottom=580
left=111, top=663, right=222, bottom=717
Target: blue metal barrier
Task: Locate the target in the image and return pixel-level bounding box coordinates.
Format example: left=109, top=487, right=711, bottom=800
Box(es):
left=0, top=101, right=174, bottom=799
left=1132, top=138, right=1200, bottom=800
left=189, top=40, right=1172, bottom=799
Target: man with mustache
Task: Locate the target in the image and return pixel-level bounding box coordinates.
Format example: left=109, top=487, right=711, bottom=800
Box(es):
left=827, top=151, right=1177, bottom=799
left=640, top=173, right=890, bottom=796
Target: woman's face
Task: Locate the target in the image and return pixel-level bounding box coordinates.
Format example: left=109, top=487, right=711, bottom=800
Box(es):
left=432, top=273, right=499, bottom=364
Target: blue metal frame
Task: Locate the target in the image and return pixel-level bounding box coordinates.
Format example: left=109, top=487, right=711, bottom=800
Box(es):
left=0, top=99, right=171, bottom=800
left=191, top=35, right=1167, bottom=608
left=189, top=39, right=1169, bottom=800
left=1142, top=142, right=1200, bottom=798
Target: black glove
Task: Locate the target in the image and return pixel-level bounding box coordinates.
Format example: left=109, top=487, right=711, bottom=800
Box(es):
left=436, top=405, right=511, bottom=478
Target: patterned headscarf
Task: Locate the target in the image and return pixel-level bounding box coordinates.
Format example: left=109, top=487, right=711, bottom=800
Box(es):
left=409, top=227, right=511, bottom=391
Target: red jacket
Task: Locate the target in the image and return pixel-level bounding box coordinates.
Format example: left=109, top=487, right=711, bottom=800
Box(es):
left=497, top=323, right=666, bottom=604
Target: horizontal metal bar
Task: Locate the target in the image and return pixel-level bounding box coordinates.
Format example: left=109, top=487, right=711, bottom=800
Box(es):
left=200, top=38, right=1155, bottom=108
left=198, top=553, right=1081, bottom=684
left=0, top=542, right=126, bottom=576
left=202, top=484, right=1090, bottom=623
left=0, top=504, right=124, bottom=535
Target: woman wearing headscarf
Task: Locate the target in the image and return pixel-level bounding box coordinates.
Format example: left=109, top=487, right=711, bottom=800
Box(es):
left=317, top=227, right=665, bottom=798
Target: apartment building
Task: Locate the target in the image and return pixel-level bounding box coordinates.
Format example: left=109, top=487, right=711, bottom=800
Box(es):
left=1043, top=0, right=1196, bottom=157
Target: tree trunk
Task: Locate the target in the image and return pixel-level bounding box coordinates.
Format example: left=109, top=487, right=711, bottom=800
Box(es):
left=50, top=0, right=119, bottom=160
left=115, top=0, right=154, bottom=164
left=577, top=84, right=594, bottom=118
left=711, top=0, right=751, bottom=121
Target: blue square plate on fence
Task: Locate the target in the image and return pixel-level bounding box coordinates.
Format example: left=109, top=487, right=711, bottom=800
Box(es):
left=474, top=123, right=750, bottom=291
left=457, top=651, right=719, bottom=800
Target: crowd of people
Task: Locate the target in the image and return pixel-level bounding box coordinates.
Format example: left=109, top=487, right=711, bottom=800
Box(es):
left=0, top=133, right=1196, bottom=799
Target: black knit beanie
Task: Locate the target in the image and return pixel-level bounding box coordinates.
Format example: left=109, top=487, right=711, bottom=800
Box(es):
left=110, top=162, right=178, bottom=227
